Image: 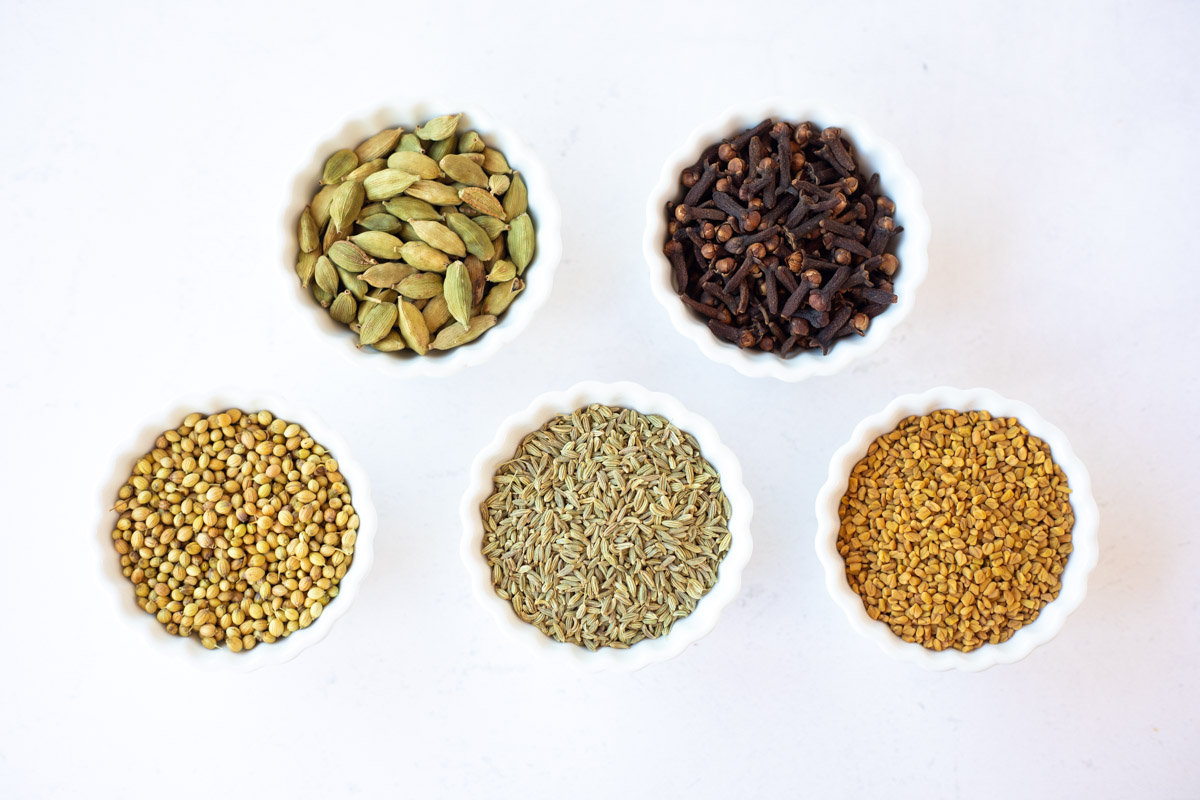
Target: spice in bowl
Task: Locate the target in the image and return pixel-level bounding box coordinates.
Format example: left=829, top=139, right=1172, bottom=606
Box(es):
left=108, top=409, right=359, bottom=652
left=481, top=404, right=733, bottom=650
left=837, top=410, right=1074, bottom=652
left=665, top=119, right=901, bottom=357
left=296, top=114, right=535, bottom=355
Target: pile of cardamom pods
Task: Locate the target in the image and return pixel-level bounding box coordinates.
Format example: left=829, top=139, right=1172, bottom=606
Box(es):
left=295, top=114, right=536, bottom=354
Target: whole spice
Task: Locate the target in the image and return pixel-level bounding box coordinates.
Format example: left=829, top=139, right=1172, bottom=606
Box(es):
left=108, top=409, right=359, bottom=652
left=295, top=115, right=537, bottom=356
left=665, top=119, right=902, bottom=357
left=837, top=410, right=1074, bottom=652
left=481, top=404, right=733, bottom=650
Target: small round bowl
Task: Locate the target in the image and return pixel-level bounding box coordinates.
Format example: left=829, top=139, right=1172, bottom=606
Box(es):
left=282, top=101, right=563, bottom=378
left=644, top=99, right=931, bottom=381
left=459, top=381, right=754, bottom=671
left=814, top=387, right=1099, bottom=671
left=96, top=390, right=377, bottom=672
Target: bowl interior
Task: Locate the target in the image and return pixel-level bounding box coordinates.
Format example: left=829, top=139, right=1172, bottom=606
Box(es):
left=283, top=102, right=563, bottom=375
left=96, top=391, right=377, bottom=672
left=644, top=100, right=931, bottom=380
left=460, top=381, right=754, bottom=671
left=814, top=386, right=1099, bottom=671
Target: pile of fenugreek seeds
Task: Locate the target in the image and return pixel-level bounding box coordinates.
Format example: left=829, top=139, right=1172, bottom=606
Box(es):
left=109, top=409, right=358, bottom=651
left=481, top=404, right=732, bottom=649
left=296, top=113, right=534, bottom=354
left=837, top=409, right=1074, bottom=652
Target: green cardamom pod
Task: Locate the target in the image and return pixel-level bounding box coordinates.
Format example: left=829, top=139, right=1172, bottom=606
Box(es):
left=322, top=149, right=359, bottom=184
left=445, top=212, right=495, bottom=262
left=439, top=154, right=489, bottom=187
left=323, top=219, right=347, bottom=251
left=481, top=147, right=511, bottom=174
left=358, top=202, right=387, bottom=219
left=358, top=301, right=398, bottom=346
left=360, top=262, right=417, bottom=288
left=312, top=281, right=334, bottom=308
left=400, top=241, right=451, bottom=273
left=371, top=330, right=406, bottom=352
left=363, top=169, right=420, bottom=201
left=486, top=260, right=516, bottom=283
left=503, top=172, right=527, bottom=220
left=343, top=158, right=387, bottom=183
left=349, top=231, right=405, bottom=260
left=482, top=278, right=524, bottom=316
left=421, top=293, right=452, bottom=333
left=337, top=266, right=369, bottom=299
left=398, top=222, right=421, bottom=242
left=358, top=212, right=403, bottom=233
left=398, top=133, right=423, bottom=152
left=299, top=207, right=319, bottom=253
left=359, top=290, right=398, bottom=324
left=310, top=182, right=339, bottom=228
left=488, top=174, right=510, bottom=196
left=428, top=135, right=457, bottom=162
left=508, top=213, right=535, bottom=272
left=405, top=179, right=461, bottom=206
left=386, top=151, right=442, bottom=179
left=432, top=315, right=497, bottom=350
left=444, top=261, right=473, bottom=328
left=458, top=187, right=506, bottom=218
left=314, top=255, right=339, bottom=296
left=329, top=291, right=357, bottom=324
left=396, top=299, right=431, bottom=355
left=473, top=216, right=509, bottom=240
left=327, top=240, right=377, bottom=272
left=410, top=220, right=466, bottom=258
left=465, top=256, right=486, bottom=304
left=354, top=128, right=403, bottom=163
left=296, top=250, right=318, bottom=287
left=415, top=113, right=462, bottom=141
left=458, top=131, right=486, bottom=153
left=384, top=196, right=442, bottom=222
left=396, top=272, right=445, bottom=300
left=329, top=180, right=364, bottom=233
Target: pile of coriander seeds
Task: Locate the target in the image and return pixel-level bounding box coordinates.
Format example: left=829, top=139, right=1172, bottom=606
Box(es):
left=109, top=409, right=358, bottom=651
left=296, top=113, right=535, bottom=355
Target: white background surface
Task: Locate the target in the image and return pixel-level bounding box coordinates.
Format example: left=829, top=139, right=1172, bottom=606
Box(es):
left=1, top=1, right=1196, bottom=797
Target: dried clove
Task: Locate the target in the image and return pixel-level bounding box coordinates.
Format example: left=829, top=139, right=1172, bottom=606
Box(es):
left=665, top=118, right=902, bottom=357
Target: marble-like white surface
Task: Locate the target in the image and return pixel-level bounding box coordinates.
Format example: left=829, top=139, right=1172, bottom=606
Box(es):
left=1, top=1, right=1195, bottom=797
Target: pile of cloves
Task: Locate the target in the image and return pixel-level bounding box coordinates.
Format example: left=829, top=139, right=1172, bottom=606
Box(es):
left=664, top=119, right=902, bottom=357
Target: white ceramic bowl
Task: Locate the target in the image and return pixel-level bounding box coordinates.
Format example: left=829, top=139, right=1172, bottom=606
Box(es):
left=814, top=387, right=1099, bottom=671
left=644, top=100, right=931, bottom=381
left=459, top=381, right=754, bottom=671
left=282, top=101, right=563, bottom=378
left=95, top=390, right=377, bottom=672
